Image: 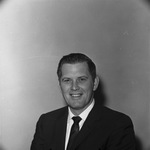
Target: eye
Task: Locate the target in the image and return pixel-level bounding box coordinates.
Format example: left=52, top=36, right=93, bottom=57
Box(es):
left=78, top=77, right=87, bottom=83
left=61, top=78, right=71, bottom=84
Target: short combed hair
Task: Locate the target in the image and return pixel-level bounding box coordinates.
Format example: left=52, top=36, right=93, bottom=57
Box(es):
left=57, top=53, right=96, bottom=81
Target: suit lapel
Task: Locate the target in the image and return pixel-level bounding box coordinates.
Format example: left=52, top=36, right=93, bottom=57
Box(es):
left=53, top=107, right=68, bottom=150
left=71, top=102, right=103, bottom=149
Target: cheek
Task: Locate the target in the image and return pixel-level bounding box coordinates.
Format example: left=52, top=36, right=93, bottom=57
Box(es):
left=61, top=85, right=70, bottom=93
left=82, top=83, right=94, bottom=93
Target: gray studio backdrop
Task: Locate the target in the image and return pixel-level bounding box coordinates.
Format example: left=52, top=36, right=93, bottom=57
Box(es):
left=0, top=0, right=150, bottom=150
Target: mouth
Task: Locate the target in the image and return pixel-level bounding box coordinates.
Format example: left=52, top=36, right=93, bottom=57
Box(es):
left=70, top=93, right=83, bottom=99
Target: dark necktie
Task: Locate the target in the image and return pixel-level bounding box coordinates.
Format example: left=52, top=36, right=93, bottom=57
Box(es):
left=66, top=116, right=82, bottom=150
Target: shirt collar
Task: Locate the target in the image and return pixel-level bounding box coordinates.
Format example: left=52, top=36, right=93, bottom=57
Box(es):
left=68, top=99, right=95, bottom=122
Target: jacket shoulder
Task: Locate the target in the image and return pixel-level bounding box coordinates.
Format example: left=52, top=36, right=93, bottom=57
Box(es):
left=40, top=106, right=68, bottom=121
left=101, top=106, right=133, bottom=124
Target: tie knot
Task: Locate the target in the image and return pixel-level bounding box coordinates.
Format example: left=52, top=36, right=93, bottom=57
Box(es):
left=72, top=116, right=81, bottom=124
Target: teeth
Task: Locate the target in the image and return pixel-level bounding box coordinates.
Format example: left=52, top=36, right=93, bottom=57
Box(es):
left=72, top=94, right=80, bottom=96
left=71, top=94, right=81, bottom=97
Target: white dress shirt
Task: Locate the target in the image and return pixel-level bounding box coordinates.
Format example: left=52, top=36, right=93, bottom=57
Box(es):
left=65, top=99, right=95, bottom=150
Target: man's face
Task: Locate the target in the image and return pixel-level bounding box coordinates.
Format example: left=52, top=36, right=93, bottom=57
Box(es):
left=59, top=62, right=99, bottom=115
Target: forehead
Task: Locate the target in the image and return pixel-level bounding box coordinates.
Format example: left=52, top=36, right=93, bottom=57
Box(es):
left=61, top=62, right=90, bottom=76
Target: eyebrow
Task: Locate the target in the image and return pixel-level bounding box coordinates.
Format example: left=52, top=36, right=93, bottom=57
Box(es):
left=78, top=76, right=88, bottom=79
left=61, top=75, right=88, bottom=79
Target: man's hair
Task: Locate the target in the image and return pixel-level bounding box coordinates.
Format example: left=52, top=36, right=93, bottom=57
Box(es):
left=57, top=53, right=96, bottom=81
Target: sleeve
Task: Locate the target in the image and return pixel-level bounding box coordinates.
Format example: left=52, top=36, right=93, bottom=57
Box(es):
left=30, top=115, right=45, bottom=150
left=106, top=115, right=136, bottom=150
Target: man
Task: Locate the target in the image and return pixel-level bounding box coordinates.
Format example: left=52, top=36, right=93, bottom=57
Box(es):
left=31, top=53, right=136, bottom=150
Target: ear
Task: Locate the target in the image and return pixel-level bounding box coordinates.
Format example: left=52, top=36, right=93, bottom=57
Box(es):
left=58, top=80, right=62, bottom=92
left=93, top=75, right=99, bottom=91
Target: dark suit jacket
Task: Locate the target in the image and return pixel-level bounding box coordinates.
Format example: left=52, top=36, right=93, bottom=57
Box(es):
left=31, top=101, right=136, bottom=150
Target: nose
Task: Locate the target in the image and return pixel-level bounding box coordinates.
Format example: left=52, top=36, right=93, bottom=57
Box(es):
left=71, top=80, right=79, bottom=91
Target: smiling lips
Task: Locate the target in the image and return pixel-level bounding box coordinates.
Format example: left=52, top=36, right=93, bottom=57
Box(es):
left=70, top=93, right=83, bottom=99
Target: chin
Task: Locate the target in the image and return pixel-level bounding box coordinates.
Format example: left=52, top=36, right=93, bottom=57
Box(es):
left=70, top=103, right=84, bottom=110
